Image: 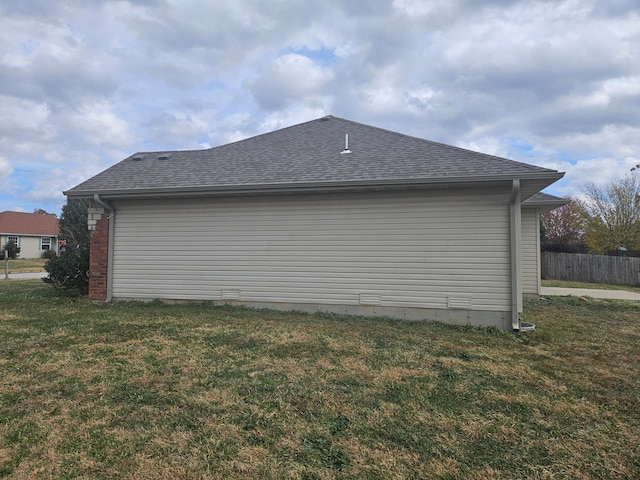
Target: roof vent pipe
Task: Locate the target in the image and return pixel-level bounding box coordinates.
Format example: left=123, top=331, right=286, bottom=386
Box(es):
left=340, top=134, right=351, bottom=154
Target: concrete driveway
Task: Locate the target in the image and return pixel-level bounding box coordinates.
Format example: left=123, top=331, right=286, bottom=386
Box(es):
left=541, top=286, right=640, bottom=301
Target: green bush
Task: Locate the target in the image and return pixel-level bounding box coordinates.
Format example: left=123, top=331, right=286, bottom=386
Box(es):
left=43, top=246, right=89, bottom=294
left=41, top=249, right=57, bottom=260
left=42, top=199, right=90, bottom=295
left=2, top=241, right=20, bottom=259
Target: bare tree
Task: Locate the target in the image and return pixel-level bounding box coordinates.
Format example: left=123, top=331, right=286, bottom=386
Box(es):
left=582, top=176, right=640, bottom=253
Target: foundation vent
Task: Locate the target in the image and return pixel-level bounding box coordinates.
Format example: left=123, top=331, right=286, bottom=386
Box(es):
left=360, top=293, right=381, bottom=305
left=221, top=289, right=241, bottom=300
left=447, top=295, right=472, bottom=309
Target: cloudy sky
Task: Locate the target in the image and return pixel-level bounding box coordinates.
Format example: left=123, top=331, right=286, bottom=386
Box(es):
left=1, top=0, right=639, bottom=215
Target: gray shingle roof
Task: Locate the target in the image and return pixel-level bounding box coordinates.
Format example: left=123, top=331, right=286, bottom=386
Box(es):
left=65, top=115, right=563, bottom=197
left=523, top=192, right=568, bottom=209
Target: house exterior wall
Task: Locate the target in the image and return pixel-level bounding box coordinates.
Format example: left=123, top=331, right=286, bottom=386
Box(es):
left=521, top=208, right=540, bottom=296
left=107, top=187, right=514, bottom=329
left=1, top=234, right=56, bottom=259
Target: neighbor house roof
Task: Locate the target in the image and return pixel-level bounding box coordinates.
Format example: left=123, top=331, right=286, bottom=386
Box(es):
left=65, top=115, right=564, bottom=200
left=0, top=211, right=59, bottom=236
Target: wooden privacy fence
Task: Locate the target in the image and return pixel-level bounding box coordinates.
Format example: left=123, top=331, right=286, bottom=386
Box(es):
left=542, top=252, right=640, bottom=286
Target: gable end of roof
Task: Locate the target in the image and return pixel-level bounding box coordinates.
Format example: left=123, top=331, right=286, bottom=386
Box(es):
left=64, top=115, right=564, bottom=198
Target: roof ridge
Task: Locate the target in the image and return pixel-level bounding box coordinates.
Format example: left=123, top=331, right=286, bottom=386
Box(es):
left=204, top=115, right=337, bottom=152
left=126, top=116, right=338, bottom=157
left=0, top=210, right=58, bottom=216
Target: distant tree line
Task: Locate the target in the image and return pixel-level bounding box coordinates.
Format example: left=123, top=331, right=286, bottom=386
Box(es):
left=541, top=175, right=640, bottom=257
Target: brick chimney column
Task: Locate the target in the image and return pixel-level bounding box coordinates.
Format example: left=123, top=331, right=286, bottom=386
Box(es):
left=88, top=206, right=109, bottom=301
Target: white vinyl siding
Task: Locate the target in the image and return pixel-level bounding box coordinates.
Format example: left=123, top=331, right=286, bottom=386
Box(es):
left=111, top=188, right=512, bottom=312
left=521, top=208, right=540, bottom=295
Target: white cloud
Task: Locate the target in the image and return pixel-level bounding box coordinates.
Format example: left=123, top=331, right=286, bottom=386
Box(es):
left=392, top=0, right=445, bottom=18
left=544, top=125, right=640, bottom=159
left=0, top=155, right=13, bottom=180
left=0, top=0, right=639, bottom=212
left=541, top=155, right=640, bottom=198
left=459, top=137, right=511, bottom=159
left=61, top=101, right=134, bottom=150
left=24, top=168, right=69, bottom=203
left=259, top=106, right=331, bottom=134
left=0, top=96, right=53, bottom=139
left=245, top=53, right=334, bottom=110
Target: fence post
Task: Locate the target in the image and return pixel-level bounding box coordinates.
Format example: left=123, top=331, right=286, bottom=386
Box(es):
left=4, top=250, right=7, bottom=279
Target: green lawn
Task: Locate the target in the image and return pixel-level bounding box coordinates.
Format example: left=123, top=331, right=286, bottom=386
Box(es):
left=1, top=281, right=638, bottom=479
left=2, top=258, right=47, bottom=274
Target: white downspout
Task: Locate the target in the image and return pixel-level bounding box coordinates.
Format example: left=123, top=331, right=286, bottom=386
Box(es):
left=536, top=208, right=542, bottom=296
left=509, top=180, right=522, bottom=331
left=93, top=194, right=115, bottom=302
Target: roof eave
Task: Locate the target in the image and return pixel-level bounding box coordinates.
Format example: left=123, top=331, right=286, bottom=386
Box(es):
left=0, top=232, right=59, bottom=236
left=523, top=198, right=569, bottom=213
left=523, top=198, right=568, bottom=206
left=64, top=172, right=564, bottom=200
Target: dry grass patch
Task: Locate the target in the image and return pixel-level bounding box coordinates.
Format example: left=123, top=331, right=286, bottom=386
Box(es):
left=5, top=258, right=47, bottom=273
left=0, top=281, right=638, bottom=478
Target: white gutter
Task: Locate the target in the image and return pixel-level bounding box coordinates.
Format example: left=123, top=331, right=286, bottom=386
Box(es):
left=65, top=172, right=564, bottom=199
left=509, top=180, right=522, bottom=331
left=93, top=194, right=115, bottom=302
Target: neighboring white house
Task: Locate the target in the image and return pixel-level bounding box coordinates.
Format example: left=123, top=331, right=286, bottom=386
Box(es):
left=0, top=211, right=59, bottom=259
left=64, top=115, right=565, bottom=331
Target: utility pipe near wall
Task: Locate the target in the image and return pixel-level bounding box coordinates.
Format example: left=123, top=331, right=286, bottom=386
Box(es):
left=510, top=179, right=523, bottom=331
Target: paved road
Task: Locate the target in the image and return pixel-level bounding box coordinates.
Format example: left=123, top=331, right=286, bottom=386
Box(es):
left=2, top=271, right=47, bottom=280
left=541, top=286, right=640, bottom=301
